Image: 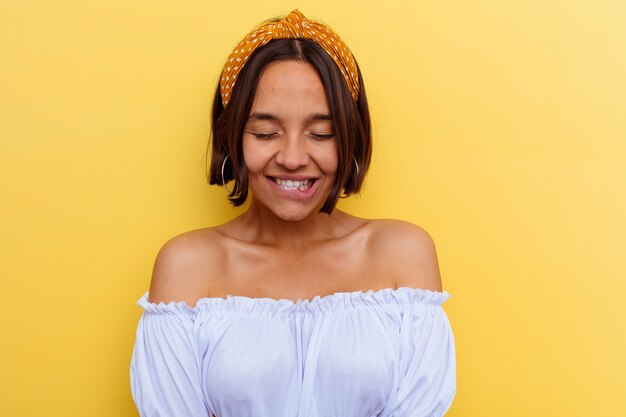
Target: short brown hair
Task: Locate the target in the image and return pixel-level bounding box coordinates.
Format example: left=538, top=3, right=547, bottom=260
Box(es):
left=207, top=38, right=372, bottom=213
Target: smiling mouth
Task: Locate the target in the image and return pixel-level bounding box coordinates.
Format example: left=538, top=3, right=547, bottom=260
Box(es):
left=268, top=177, right=317, bottom=191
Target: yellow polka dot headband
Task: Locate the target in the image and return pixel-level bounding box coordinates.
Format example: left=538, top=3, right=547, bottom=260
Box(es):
left=219, top=9, right=359, bottom=107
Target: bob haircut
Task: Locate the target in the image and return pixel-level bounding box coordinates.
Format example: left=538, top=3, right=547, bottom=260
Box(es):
left=207, top=37, right=372, bottom=214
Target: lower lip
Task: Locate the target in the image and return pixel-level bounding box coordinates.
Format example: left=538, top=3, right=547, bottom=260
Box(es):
left=266, top=177, right=320, bottom=201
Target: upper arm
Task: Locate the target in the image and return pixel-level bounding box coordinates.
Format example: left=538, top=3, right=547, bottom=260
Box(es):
left=148, top=230, right=221, bottom=306
left=374, top=220, right=443, bottom=292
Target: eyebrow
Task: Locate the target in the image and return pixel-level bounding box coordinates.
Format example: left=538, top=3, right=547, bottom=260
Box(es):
left=247, top=112, right=277, bottom=121
left=309, top=113, right=332, bottom=121
left=247, top=112, right=332, bottom=122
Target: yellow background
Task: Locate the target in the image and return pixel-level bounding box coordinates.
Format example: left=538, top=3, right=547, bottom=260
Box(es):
left=1, top=0, right=624, bottom=416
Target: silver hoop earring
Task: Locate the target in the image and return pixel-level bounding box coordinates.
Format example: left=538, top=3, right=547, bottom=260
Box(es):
left=221, top=154, right=232, bottom=194
left=352, top=156, right=360, bottom=178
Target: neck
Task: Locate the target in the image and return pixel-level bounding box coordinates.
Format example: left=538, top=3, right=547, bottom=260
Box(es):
left=237, top=197, right=346, bottom=248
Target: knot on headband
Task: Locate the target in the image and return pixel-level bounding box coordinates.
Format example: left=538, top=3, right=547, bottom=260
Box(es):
left=219, top=9, right=359, bottom=107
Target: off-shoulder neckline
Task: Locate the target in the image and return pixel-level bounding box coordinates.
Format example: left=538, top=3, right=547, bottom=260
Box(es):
left=137, top=287, right=450, bottom=316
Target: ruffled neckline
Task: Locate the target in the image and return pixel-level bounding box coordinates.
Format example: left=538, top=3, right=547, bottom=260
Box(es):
left=137, top=287, right=450, bottom=317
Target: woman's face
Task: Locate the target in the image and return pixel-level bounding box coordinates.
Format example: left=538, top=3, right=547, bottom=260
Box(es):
left=243, top=60, right=338, bottom=221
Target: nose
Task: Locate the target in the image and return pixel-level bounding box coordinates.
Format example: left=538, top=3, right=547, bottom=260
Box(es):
left=275, top=133, right=309, bottom=170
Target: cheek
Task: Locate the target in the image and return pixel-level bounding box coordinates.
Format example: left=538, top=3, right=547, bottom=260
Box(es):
left=242, top=140, right=267, bottom=175
left=319, top=144, right=339, bottom=176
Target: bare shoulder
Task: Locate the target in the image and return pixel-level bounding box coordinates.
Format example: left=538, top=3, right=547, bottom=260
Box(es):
left=367, top=219, right=443, bottom=292
left=148, top=228, right=226, bottom=306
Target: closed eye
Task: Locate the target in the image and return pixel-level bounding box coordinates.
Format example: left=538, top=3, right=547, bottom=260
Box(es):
left=244, top=130, right=278, bottom=139
left=309, top=132, right=336, bottom=140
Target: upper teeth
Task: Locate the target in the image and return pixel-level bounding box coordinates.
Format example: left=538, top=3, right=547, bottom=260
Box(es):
left=275, top=178, right=313, bottom=190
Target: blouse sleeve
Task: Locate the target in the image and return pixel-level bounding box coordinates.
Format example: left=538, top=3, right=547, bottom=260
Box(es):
left=390, top=303, right=456, bottom=417
left=130, top=298, right=210, bottom=417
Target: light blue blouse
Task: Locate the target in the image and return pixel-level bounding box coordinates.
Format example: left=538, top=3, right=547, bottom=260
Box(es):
left=130, top=287, right=456, bottom=417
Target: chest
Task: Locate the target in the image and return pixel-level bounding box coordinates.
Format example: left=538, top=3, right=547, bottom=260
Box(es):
left=198, top=310, right=398, bottom=416
left=211, top=237, right=394, bottom=301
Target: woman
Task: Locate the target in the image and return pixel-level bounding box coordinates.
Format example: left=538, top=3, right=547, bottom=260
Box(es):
left=130, top=10, right=456, bottom=417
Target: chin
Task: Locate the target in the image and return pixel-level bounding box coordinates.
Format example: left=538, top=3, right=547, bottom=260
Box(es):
left=270, top=205, right=321, bottom=222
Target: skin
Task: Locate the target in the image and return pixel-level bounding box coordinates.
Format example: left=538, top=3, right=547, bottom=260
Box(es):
left=148, top=61, right=442, bottom=306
